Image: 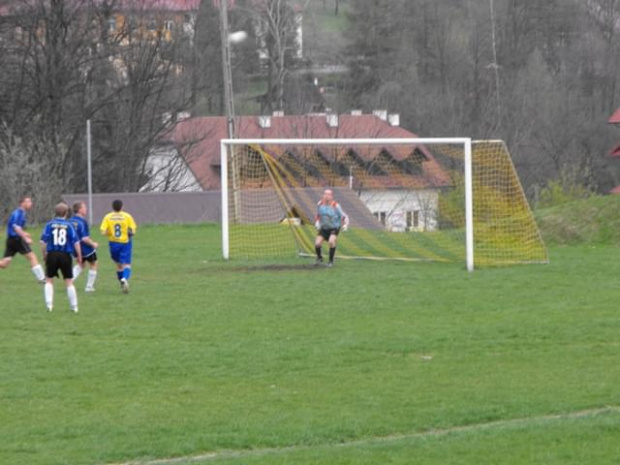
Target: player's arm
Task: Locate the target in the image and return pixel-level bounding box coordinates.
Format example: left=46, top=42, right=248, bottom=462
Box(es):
left=82, top=236, right=98, bottom=249
left=314, top=205, right=321, bottom=230
left=13, top=225, right=32, bottom=244
left=100, top=217, right=110, bottom=237
left=74, top=241, right=82, bottom=264
left=337, top=204, right=349, bottom=230
left=39, top=231, right=48, bottom=261
left=128, top=215, right=137, bottom=237
left=69, top=226, right=82, bottom=264
left=81, top=222, right=98, bottom=248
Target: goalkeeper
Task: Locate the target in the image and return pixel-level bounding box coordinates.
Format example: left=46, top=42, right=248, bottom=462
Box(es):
left=314, top=189, right=348, bottom=267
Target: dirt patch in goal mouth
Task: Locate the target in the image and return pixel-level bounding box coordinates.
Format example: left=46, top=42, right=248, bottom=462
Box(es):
left=231, top=264, right=325, bottom=272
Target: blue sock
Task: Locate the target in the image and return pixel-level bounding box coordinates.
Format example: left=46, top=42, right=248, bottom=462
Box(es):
left=123, top=268, right=132, bottom=281
left=116, top=271, right=123, bottom=281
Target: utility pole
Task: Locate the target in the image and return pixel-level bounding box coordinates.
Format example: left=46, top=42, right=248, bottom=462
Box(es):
left=219, top=0, right=235, bottom=139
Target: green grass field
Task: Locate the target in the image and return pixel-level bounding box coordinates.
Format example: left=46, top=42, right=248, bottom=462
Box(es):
left=1, top=223, right=620, bottom=464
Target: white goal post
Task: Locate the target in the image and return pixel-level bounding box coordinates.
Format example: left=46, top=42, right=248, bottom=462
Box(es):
left=221, top=138, right=475, bottom=271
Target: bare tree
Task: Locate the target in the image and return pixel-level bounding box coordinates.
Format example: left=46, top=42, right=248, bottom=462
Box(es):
left=250, top=0, right=302, bottom=112
left=0, top=0, right=198, bottom=210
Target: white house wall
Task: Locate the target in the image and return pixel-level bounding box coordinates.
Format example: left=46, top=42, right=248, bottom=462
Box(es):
left=140, top=147, right=202, bottom=192
left=359, top=189, right=439, bottom=232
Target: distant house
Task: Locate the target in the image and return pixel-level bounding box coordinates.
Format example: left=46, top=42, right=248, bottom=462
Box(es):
left=102, top=0, right=201, bottom=44
left=151, top=112, right=453, bottom=231
left=0, top=0, right=201, bottom=44
left=0, top=0, right=303, bottom=60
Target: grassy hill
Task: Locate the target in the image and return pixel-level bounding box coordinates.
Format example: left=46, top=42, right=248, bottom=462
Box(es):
left=535, top=195, right=620, bottom=246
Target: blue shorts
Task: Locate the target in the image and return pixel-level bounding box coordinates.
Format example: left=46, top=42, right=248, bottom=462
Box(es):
left=109, top=241, right=132, bottom=265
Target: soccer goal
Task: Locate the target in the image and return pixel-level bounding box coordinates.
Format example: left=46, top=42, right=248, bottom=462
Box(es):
left=220, top=138, right=548, bottom=270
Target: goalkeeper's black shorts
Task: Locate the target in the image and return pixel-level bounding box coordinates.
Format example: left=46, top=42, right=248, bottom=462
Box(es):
left=319, top=227, right=340, bottom=241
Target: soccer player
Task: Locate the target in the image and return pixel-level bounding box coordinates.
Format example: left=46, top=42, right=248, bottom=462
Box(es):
left=314, top=189, right=348, bottom=267
left=0, top=196, right=46, bottom=283
left=70, top=202, right=99, bottom=292
left=40, top=202, right=82, bottom=313
left=100, top=199, right=137, bottom=294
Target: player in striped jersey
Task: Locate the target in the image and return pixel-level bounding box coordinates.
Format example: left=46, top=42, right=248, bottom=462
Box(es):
left=0, top=196, right=46, bottom=283
left=70, top=202, right=99, bottom=292
left=40, top=203, right=82, bottom=312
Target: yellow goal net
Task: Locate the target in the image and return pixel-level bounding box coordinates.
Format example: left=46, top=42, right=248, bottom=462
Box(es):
left=221, top=138, right=548, bottom=269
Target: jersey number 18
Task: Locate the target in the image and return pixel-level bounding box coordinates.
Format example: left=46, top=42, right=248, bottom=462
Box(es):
left=52, top=227, right=67, bottom=246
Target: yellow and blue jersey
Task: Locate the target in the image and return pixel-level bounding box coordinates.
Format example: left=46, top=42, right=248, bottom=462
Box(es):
left=100, top=211, right=137, bottom=244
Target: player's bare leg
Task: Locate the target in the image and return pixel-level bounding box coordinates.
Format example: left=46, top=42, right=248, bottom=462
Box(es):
left=0, top=256, right=11, bottom=268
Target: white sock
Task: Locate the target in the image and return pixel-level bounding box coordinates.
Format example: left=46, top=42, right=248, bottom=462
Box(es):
left=44, top=283, right=54, bottom=309
left=67, top=285, right=78, bottom=310
left=73, top=264, right=83, bottom=280
left=32, top=264, right=45, bottom=281
left=86, top=270, right=97, bottom=289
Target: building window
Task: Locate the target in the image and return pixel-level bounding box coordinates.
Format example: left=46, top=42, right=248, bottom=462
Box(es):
left=164, top=20, right=174, bottom=32
left=107, top=17, right=117, bottom=32
left=374, top=211, right=387, bottom=226
left=406, top=211, right=419, bottom=229
left=127, top=15, right=138, bottom=31
left=147, top=18, right=158, bottom=31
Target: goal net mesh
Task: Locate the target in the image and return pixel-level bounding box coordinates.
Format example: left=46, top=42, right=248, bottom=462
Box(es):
left=224, top=140, right=548, bottom=266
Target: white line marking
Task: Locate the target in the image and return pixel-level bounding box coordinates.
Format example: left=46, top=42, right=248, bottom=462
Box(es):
left=112, top=406, right=620, bottom=465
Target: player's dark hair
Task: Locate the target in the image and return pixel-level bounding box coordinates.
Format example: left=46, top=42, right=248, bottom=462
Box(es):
left=73, top=202, right=84, bottom=214
left=112, top=199, right=123, bottom=212
left=55, top=203, right=69, bottom=218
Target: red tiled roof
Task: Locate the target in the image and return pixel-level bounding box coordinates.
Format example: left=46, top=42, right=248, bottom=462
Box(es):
left=165, top=114, right=453, bottom=190
left=608, top=143, right=620, bottom=157
left=610, top=186, right=620, bottom=194
left=116, top=0, right=201, bottom=11
left=609, top=108, right=620, bottom=124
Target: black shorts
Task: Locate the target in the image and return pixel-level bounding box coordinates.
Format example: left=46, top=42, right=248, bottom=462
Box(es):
left=45, top=251, right=73, bottom=279
left=82, top=252, right=98, bottom=264
left=4, top=236, right=32, bottom=258
left=319, top=227, right=340, bottom=241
